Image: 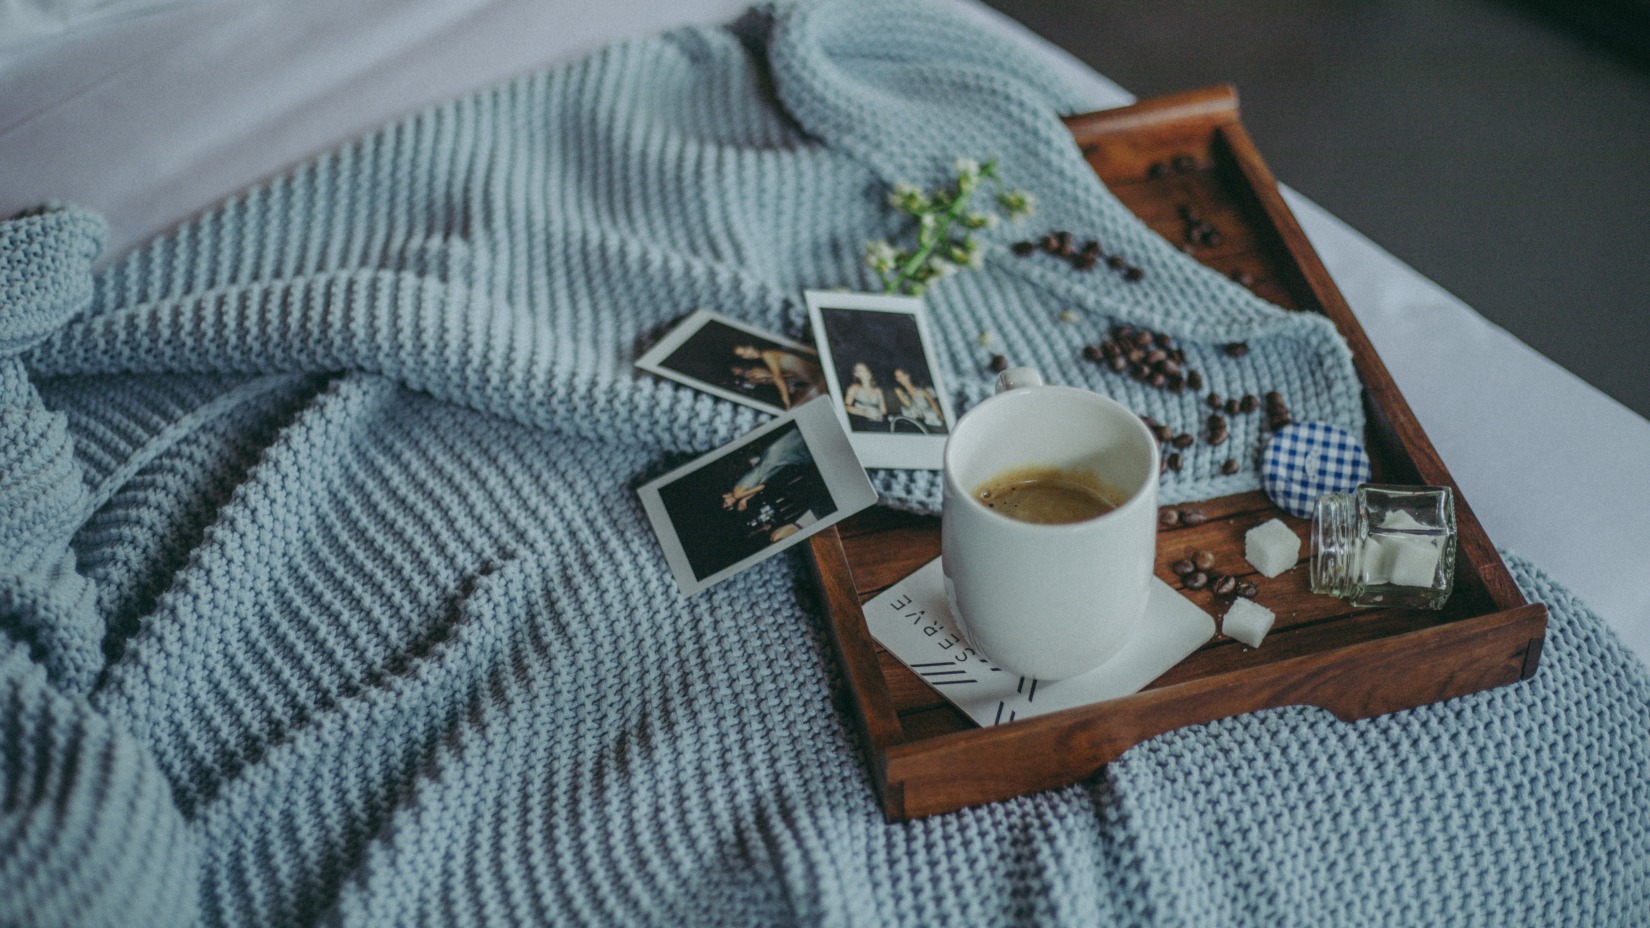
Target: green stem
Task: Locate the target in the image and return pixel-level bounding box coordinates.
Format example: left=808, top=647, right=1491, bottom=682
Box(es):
left=885, top=184, right=974, bottom=293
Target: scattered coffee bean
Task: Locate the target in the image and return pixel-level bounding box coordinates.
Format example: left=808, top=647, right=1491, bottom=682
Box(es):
left=1221, top=458, right=1240, bottom=475
left=1011, top=241, right=1036, bottom=257
left=1208, top=431, right=1229, bottom=447
left=1180, top=509, right=1208, bottom=526
left=1073, top=252, right=1098, bottom=271
left=1171, top=154, right=1198, bottom=173
left=1237, top=581, right=1259, bottom=599
left=1269, top=414, right=1294, bottom=431
left=1186, top=370, right=1203, bottom=391
left=1172, top=558, right=1195, bottom=576
left=1080, top=240, right=1102, bottom=258
left=1040, top=232, right=1061, bottom=253
left=1207, top=392, right=1223, bottom=409
left=1159, top=508, right=1181, bottom=528
left=1148, top=371, right=1167, bottom=389
left=1193, top=550, right=1216, bottom=571
left=1123, top=266, right=1144, bottom=282
left=1082, top=344, right=1102, bottom=362
left=1230, top=269, right=1256, bottom=287
left=1239, top=394, right=1258, bottom=413
left=1106, top=254, right=1126, bottom=270
left=1264, top=390, right=1284, bottom=409
left=1207, top=413, right=1227, bottom=433
left=1224, top=342, right=1249, bottom=358
left=1184, top=571, right=1208, bottom=590
left=1153, top=424, right=1172, bottom=443
left=1177, top=204, right=1200, bottom=222
left=1167, top=452, right=1183, bottom=472
left=1212, top=574, right=1238, bottom=596
left=1108, top=355, right=1128, bottom=373
left=1172, top=433, right=1195, bottom=449
left=1147, top=161, right=1170, bottom=178
left=988, top=354, right=1008, bottom=373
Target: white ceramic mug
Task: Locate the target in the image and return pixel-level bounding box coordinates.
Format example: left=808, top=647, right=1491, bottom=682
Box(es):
left=941, top=368, right=1160, bottom=680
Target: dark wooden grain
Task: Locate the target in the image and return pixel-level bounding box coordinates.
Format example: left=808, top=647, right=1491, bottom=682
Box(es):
left=806, top=86, right=1548, bottom=821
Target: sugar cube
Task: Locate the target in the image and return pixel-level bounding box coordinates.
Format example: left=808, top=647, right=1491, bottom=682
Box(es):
left=1223, top=598, right=1275, bottom=648
left=1363, top=534, right=1442, bottom=588
left=1245, top=518, right=1300, bottom=578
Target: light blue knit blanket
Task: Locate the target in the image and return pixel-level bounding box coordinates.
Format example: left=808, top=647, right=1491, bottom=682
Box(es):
left=3, top=2, right=1647, bottom=925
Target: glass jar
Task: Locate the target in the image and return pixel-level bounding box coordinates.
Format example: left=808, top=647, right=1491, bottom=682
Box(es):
left=1310, top=484, right=1457, bottom=609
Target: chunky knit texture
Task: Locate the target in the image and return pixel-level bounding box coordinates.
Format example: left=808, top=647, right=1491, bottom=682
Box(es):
left=2, top=2, right=1646, bottom=926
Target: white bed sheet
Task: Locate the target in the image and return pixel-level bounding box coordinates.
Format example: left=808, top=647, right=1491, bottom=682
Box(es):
left=3, top=0, right=1645, bottom=664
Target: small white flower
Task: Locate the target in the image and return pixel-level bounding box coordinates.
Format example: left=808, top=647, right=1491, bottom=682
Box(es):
left=888, top=182, right=927, bottom=213
left=954, top=157, right=981, bottom=181
left=977, top=330, right=995, bottom=347
left=929, top=256, right=959, bottom=278
left=1059, top=308, right=1081, bottom=324
left=998, top=190, right=1036, bottom=219
left=864, top=239, right=898, bottom=273
left=961, top=211, right=998, bottom=230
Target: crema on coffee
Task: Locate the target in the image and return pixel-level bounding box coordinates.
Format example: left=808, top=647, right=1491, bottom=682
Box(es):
left=973, top=466, right=1122, bottom=525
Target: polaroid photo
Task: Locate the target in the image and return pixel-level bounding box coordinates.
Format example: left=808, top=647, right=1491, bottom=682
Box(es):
left=804, top=290, right=956, bottom=470
left=638, top=398, right=878, bottom=596
left=636, top=309, right=827, bottom=415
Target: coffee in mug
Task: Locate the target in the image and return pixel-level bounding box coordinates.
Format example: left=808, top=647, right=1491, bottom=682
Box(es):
left=973, top=466, right=1123, bottom=525
left=941, top=367, right=1159, bottom=680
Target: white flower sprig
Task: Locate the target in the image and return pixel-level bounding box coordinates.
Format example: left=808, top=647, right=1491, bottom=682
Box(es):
left=865, top=158, right=1035, bottom=296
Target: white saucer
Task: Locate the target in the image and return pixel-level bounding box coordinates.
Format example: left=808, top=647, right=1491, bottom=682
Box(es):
left=861, top=559, right=1215, bottom=727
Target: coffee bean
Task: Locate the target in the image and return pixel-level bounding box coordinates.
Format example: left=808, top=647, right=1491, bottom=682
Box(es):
left=1207, top=392, right=1223, bottom=409
left=1265, top=390, right=1283, bottom=408
left=1172, top=433, right=1195, bottom=449
left=1212, top=574, right=1238, bottom=596
left=1100, top=341, right=1121, bottom=359
left=1184, top=571, right=1208, bottom=590
left=1148, top=161, right=1170, bottom=178
left=1172, top=558, right=1195, bottom=576
left=1153, top=424, right=1172, bottom=442
left=1140, top=415, right=1161, bottom=429
left=1081, top=240, right=1102, bottom=258
left=1221, top=458, right=1240, bottom=475
left=1149, top=372, right=1167, bottom=389
left=1224, top=398, right=1240, bottom=415
left=989, top=354, right=1007, bottom=373
left=1171, top=154, right=1197, bottom=173
left=1123, top=266, right=1144, bottom=282
left=1041, top=232, right=1061, bottom=253
left=1180, top=509, right=1208, bottom=526
left=1225, top=342, right=1249, bottom=358
left=1177, top=204, right=1200, bottom=222
left=1269, top=414, right=1293, bottom=430
left=1108, top=355, right=1128, bottom=373
left=1145, top=348, right=1168, bottom=365
left=1106, top=254, right=1126, bottom=270
left=1159, top=508, right=1181, bottom=528
left=1082, top=344, right=1102, bottom=362
left=1012, top=241, right=1036, bottom=257
left=1073, top=252, right=1098, bottom=270
left=1240, top=394, right=1258, bottom=413
left=1202, top=228, right=1224, bottom=247
left=1167, top=452, right=1183, bottom=472
left=1230, top=269, right=1256, bottom=287
left=1167, top=373, right=1185, bottom=392
left=1207, top=413, right=1226, bottom=432
left=1237, top=581, right=1259, bottom=599
left=1186, top=370, right=1203, bottom=391
left=1194, top=550, right=1216, bottom=570
left=1208, top=431, right=1228, bottom=447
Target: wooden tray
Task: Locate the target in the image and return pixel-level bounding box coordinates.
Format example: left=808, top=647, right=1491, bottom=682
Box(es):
left=806, top=85, right=1548, bottom=822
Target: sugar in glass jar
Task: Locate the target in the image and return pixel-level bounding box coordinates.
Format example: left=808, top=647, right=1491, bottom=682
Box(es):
left=1310, top=484, right=1457, bottom=610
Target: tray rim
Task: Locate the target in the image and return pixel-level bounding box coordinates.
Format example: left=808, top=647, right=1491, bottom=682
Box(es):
left=807, top=84, right=1548, bottom=821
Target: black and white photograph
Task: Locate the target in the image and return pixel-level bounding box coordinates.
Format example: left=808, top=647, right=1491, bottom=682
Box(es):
left=638, top=398, right=877, bottom=595
left=805, top=290, right=955, bottom=470
left=636, top=309, right=826, bottom=414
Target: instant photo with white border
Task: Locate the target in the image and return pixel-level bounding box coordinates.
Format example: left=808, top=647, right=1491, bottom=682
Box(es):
left=804, top=290, right=956, bottom=470
left=638, top=398, right=877, bottom=596
left=635, top=309, right=826, bottom=415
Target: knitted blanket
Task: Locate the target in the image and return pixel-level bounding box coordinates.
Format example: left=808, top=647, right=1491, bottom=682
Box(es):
left=2, top=2, right=1645, bottom=925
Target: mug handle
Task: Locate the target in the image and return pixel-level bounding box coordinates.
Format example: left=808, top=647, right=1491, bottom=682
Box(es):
left=994, top=366, right=1045, bottom=394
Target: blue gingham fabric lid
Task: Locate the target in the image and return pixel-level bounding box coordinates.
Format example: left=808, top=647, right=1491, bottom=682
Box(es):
left=1261, top=421, right=1372, bottom=518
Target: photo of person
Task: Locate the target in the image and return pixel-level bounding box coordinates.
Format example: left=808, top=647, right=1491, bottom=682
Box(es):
left=843, top=362, right=888, bottom=426
left=805, top=290, right=956, bottom=470
left=636, top=309, right=825, bottom=415
left=639, top=399, right=877, bottom=595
